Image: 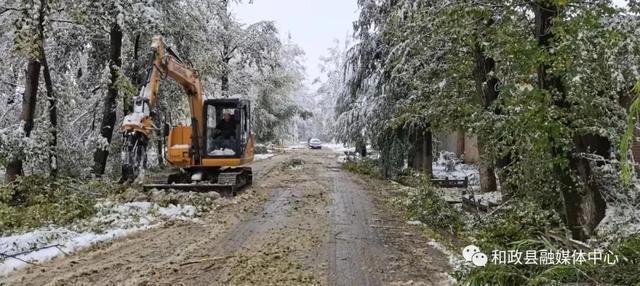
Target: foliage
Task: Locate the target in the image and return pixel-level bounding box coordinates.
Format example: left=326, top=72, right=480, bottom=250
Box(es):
left=475, top=200, right=564, bottom=250
left=396, top=169, right=427, bottom=188
left=589, top=235, right=640, bottom=284
left=0, top=175, right=97, bottom=234
left=620, top=81, right=640, bottom=184
left=404, top=184, right=464, bottom=234
left=342, top=158, right=381, bottom=178
left=0, top=0, right=306, bottom=178
left=459, top=234, right=640, bottom=286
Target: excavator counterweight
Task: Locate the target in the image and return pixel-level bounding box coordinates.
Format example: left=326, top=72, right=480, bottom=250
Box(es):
left=120, top=36, right=255, bottom=195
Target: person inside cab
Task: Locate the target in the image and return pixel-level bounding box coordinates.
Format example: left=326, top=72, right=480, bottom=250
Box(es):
left=213, top=112, right=236, bottom=140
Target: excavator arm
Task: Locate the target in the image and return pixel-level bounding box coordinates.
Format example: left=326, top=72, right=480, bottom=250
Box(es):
left=120, top=36, right=204, bottom=182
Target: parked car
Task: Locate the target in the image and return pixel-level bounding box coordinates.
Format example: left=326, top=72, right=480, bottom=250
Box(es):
left=308, top=138, right=322, bottom=149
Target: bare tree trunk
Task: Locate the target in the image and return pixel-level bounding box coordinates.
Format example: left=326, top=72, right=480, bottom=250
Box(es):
left=414, top=133, right=424, bottom=170
left=92, top=23, right=123, bottom=176
left=423, top=130, right=433, bottom=178
left=408, top=132, right=416, bottom=168
left=411, top=130, right=433, bottom=178
left=477, top=138, right=497, bottom=192
left=535, top=2, right=606, bottom=240
left=41, top=52, right=56, bottom=178
left=124, top=33, right=141, bottom=114
left=37, top=0, right=57, bottom=178
left=357, top=141, right=367, bottom=157
left=456, top=131, right=465, bottom=157
left=156, top=138, right=164, bottom=167
left=472, top=43, right=498, bottom=192
left=5, top=60, right=41, bottom=182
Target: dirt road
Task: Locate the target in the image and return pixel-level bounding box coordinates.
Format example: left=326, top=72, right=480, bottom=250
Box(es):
left=2, top=149, right=452, bottom=286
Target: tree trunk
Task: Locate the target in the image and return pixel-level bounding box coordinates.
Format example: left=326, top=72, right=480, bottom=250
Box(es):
left=41, top=51, right=57, bottom=178
left=472, top=43, right=499, bottom=192
left=534, top=2, right=606, bottom=241
left=156, top=138, right=164, bottom=167
left=357, top=141, right=367, bottom=157
left=477, top=138, right=497, bottom=192
left=411, top=130, right=433, bottom=178
left=220, top=0, right=231, bottom=97
left=408, top=132, right=416, bottom=168
left=124, top=33, right=141, bottom=114
left=5, top=60, right=41, bottom=182
left=37, top=0, right=57, bottom=178
left=456, top=131, right=465, bottom=157
left=413, top=132, right=423, bottom=170
left=92, top=23, right=123, bottom=176
left=423, top=130, right=433, bottom=178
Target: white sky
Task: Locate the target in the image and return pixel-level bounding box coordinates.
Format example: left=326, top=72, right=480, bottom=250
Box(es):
left=234, top=0, right=628, bottom=87
left=614, top=0, right=628, bottom=7
left=233, top=0, right=358, bottom=87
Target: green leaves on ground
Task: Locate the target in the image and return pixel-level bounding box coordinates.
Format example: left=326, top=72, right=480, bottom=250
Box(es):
left=0, top=175, right=97, bottom=234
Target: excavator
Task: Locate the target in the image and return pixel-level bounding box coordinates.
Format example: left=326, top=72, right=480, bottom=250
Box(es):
left=120, top=36, right=255, bottom=194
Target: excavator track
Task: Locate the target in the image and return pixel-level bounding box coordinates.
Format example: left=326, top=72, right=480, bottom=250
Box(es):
left=143, top=167, right=252, bottom=197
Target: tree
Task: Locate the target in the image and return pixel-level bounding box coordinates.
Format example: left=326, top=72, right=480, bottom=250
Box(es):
left=92, top=22, right=122, bottom=176
left=4, top=0, right=48, bottom=182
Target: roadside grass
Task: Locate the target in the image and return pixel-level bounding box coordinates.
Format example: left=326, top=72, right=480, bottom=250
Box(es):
left=341, top=161, right=640, bottom=286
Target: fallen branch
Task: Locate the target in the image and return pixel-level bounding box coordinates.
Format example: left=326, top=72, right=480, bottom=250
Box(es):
left=484, top=198, right=513, bottom=219
left=0, top=244, right=66, bottom=265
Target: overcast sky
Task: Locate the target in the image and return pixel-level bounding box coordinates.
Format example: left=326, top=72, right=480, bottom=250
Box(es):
left=233, top=0, right=358, bottom=87
left=234, top=0, right=628, bottom=88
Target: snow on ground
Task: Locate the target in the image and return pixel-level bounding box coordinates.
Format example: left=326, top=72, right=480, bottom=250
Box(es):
left=428, top=240, right=464, bottom=269
left=254, top=154, right=275, bottom=161
left=465, top=191, right=502, bottom=206
left=432, top=152, right=480, bottom=185
left=323, top=143, right=355, bottom=153
left=285, top=142, right=307, bottom=150
left=427, top=240, right=463, bottom=284
left=596, top=204, right=640, bottom=243
left=0, top=201, right=197, bottom=276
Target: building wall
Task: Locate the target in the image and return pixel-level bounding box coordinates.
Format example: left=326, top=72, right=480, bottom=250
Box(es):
left=434, top=131, right=479, bottom=164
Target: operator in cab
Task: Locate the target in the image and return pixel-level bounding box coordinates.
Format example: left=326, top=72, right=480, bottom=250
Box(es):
left=213, top=112, right=237, bottom=139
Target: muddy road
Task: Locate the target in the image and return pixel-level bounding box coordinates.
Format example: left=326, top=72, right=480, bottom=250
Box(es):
left=3, top=148, right=452, bottom=286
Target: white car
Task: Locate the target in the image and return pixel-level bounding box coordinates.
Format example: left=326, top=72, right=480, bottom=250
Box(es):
left=308, top=139, right=322, bottom=149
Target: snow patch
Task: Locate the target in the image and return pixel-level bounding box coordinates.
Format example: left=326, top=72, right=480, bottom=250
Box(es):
left=596, top=204, right=640, bottom=242
left=323, top=143, right=355, bottom=153
left=465, top=191, right=502, bottom=206
left=254, top=154, right=275, bottom=161
left=427, top=240, right=463, bottom=284
left=285, top=143, right=307, bottom=150
left=428, top=240, right=464, bottom=269
left=0, top=202, right=198, bottom=276
left=432, top=152, right=480, bottom=185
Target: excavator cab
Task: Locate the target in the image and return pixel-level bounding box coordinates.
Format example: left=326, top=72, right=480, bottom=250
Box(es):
left=204, top=99, right=251, bottom=158
left=165, top=98, right=254, bottom=167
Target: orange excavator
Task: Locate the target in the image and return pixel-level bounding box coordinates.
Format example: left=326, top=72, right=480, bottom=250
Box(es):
left=120, top=36, right=255, bottom=194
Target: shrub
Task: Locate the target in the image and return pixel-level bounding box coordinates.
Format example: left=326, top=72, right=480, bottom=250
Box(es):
left=0, top=175, right=97, bottom=234
left=342, top=158, right=381, bottom=178
left=589, top=235, right=640, bottom=285
left=475, top=200, right=563, bottom=249
left=404, top=184, right=463, bottom=234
